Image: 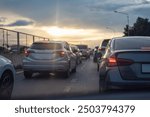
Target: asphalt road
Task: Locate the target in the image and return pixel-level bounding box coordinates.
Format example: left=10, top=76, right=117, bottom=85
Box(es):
left=11, top=57, right=150, bottom=100
left=12, top=57, right=99, bottom=99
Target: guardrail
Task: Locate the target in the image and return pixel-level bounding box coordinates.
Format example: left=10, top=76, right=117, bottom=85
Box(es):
left=0, top=28, right=51, bottom=69
left=0, top=28, right=50, bottom=53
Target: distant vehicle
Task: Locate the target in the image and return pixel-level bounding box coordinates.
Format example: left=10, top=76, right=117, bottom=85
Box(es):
left=93, top=46, right=99, bottom=63
left=0, top=55, right=15, bottom=99
left=0, top=46, right=10, bottom=53
left=97, top=39, right=110, bottom=71
left=76, top=44, right=90, bottom=59
left=98, top=39, right=110, bottom=56
left=99, top=36, right=150, bottom=92
left=70, top=44, right=82, bottom=64
left=10, top=45, right=28, bottom=53
left=23, top=41, right=77, bottom=79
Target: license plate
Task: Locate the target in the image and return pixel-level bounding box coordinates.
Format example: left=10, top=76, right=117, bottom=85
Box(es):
left=142, top=64, right=150, bottom=73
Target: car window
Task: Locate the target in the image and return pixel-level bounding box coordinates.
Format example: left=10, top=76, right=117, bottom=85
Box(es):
left=101, top=40, right=110, bottom=47
left=64, top=43, right=70, bottom=51
left=31, top=43, right=62, bottom=50
left=115, top=39, right=150, bottom=50
left=1, top=0, right=150, bottom=101
left=76, top=45, right=88, bottom=49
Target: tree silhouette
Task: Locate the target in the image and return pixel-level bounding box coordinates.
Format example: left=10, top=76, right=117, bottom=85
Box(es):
left=124, top=17, right=150, bottom=36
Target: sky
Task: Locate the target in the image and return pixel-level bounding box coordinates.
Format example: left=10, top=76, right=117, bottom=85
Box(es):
left=0, top=0, right=150, bottom=47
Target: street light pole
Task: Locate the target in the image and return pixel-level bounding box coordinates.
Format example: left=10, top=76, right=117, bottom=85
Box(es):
left=114, top=10, right=129, bottom=36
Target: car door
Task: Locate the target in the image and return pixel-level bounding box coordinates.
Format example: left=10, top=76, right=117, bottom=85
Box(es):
left=64, top=43, right=75, bottom=70
left=69, top=45, right=77, bottom=69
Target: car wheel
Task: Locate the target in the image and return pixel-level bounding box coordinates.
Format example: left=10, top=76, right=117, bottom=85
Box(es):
left=24, top=71, right=32, bottom=79
left=72, top=65, right=76, bottom=73
left=93, top=57, right=97, bottom=63
left=97, top=63, right=99, bottom=71
left=80, top=59, right=82, bottom=64
left=63, top=70, right=70, bottom=78
left=99, top=77, right=108, bottom=93
left=0, top=71, right=14, bottom=99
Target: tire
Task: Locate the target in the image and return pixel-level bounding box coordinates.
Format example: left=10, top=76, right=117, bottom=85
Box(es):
left=0, top=71, right=14, bottom=99
left=99, top=76, right=108, bottom=93
left=24, top=71, right=32, bottom=79
left=72, top=65, right=76, bottom=73
left=80, top=59, right=82, bottom=64
left=97, top=63, right=99, bottom=71
left=63, top=70, right=70, bottom=78
left=93, top=57, right=97, bottom=63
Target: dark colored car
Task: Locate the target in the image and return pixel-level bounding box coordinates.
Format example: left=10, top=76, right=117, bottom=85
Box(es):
left=70, top=44, right=82, bottom=64
left=99, top=36, right=150, bottom=92
left=97, top=39, right=110, bottom=71
left=0, top=55, right=15, bottom=99
left=10, top=45, right=28, bottom=53
left=76, top=44, right=90, bottom=59
left=0, top=46, right=10, bottom=53
left=93, top=46, right=99, bottom=62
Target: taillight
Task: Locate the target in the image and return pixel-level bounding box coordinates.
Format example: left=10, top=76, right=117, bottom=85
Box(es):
left=57, top=51, right=66, bottom=57
left=24, top=50, right=30, bottom=57
left=108, top=55, right=133, bottom=67
left=117, top=58, right=133, bottom=66
left=108, top=57, right=117, bottom=67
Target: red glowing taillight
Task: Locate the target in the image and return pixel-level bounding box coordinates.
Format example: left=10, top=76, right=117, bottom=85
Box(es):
left=108, top=57, right=117, bottom=67
left=107, top=55, right=133, bottom=67
left=57, top=51, right=66, bottom=57
left=24, top=50, right=30, bottom=57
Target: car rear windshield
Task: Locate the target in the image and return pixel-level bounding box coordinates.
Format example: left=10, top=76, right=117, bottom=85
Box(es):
left=101, top=40, right=110, bottom=47
left=77, top=45, right=88, bottom=49
left=31, top=43, right=62, bottom=50
left=115, top=38, right=150, bottom=50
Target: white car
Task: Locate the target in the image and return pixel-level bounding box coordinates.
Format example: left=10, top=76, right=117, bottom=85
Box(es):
left=0, top=55, right=15, bottom=99
left=23, top=41, right=77, bottom=79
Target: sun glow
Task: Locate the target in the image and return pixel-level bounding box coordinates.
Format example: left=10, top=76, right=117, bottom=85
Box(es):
left=42, top=26, right=123, bottom=47
left=43, top=26, right=98, bottom=37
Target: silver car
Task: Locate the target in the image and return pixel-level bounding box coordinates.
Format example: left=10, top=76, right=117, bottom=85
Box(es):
left=70, top=44, right=82, bottom=64
left=23, top=41, right=77, bottom=78
left=0, top=55, right=15, bottom=99
left=99, top=36, right=150, bottom=92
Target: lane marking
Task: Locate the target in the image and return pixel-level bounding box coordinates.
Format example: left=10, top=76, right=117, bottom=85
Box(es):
left=63, top=86, right=71, bottom=93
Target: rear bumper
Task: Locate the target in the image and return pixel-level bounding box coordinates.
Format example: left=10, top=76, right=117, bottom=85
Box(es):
left=108, top=81, right=150, bottom=89
left=106, top=69, right=150, bottom=89
left=23, top=59, right=69, bottom=72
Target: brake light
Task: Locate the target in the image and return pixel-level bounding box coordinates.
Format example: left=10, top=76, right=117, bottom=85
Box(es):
left=57, top=51, right=66, bottom=57
left=108, top=56, right=133, bottom=67
left=108, top=57, right=117, bottom=67
left=117, top=58, right=133, bottom=66
left=24, top=50, right=30, bottom=57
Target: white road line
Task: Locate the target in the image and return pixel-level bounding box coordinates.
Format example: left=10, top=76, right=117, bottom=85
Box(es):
left=63, top=86, right=71, bottom=93
left=70, top=78, right=78, bottom=83
left=16, top=71, right=23, bottom=74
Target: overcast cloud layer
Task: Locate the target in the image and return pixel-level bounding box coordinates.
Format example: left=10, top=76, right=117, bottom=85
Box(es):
left=0, top=0, right=150, bottom=38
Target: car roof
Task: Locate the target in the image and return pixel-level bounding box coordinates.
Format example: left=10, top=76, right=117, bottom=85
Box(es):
left=33, top=40, right=67, bottom=44
left=113, top=36, right=150, bottom=40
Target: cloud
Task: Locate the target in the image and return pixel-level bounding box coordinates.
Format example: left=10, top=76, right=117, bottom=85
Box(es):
left=0, top=0, right=150, bottom=35
left=7, top=19, right=34, bottom=27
